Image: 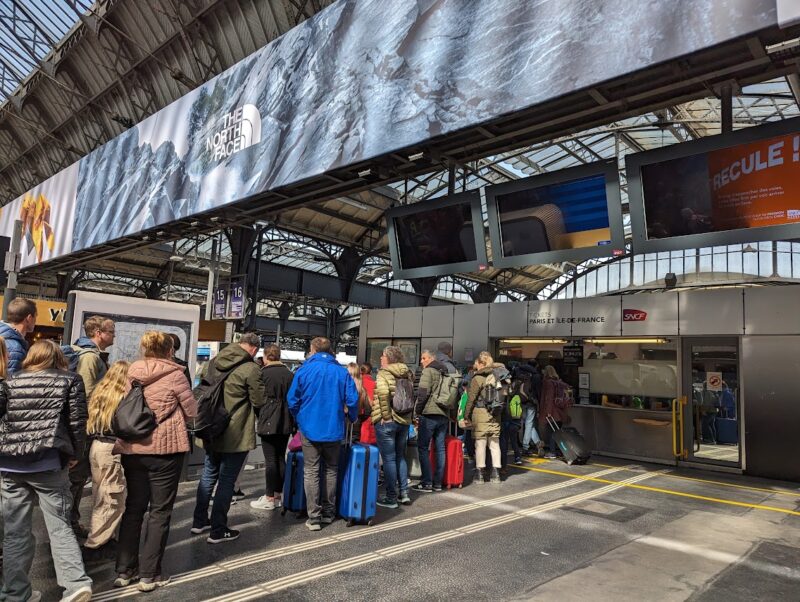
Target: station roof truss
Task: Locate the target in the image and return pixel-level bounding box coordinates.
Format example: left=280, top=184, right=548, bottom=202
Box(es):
left=4, top=2, right=800, bottom=311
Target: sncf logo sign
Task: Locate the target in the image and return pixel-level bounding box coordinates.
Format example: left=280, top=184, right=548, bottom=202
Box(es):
left=623, top=309, right=648, bottom=322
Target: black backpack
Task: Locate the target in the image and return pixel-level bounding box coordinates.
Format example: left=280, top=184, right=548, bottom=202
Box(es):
left=478, top=366, right=512, bottom=416
left=190, top=358, right=250, bottom=443
left=512, top=372, right=535, bottom=406
left=112, top=381, right=159, bottom=441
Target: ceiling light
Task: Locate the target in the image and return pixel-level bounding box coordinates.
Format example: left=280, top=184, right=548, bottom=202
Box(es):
left=339, top=197, right=370, bottom=211
left=407, top=152, right=424, bottom=161
left=357, top=168, right=372, bottom=178
left=500, top=338, right=569, bottom=344
left=584, top=338, right=670, bottom=344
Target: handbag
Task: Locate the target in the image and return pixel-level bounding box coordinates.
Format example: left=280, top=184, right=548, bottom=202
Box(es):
left=287, top=431, right=303, bottom=452
left=112, top=381, right=156, bottom=441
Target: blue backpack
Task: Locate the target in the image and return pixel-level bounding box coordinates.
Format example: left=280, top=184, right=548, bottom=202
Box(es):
left=60, top=345, right=80, bottom=372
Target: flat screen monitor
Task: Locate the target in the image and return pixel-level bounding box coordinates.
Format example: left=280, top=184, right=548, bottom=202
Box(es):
left=627, top=116, right=800, bottom=253
left=387, top=190, right=487, bottom=279
left=485, top=161, right=624, bottom=268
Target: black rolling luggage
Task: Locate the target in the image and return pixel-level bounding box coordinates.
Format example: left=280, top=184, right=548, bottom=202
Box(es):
left=547, top=416, right=590, bottom=466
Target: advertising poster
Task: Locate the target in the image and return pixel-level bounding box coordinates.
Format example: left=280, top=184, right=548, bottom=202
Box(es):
left=228, top=278, right=245, bottom=319
left=642, top=132, right=800, bottom=239
left=495, top=174, right=611, bottom=256
left=393, top=202, right=478, bottom=270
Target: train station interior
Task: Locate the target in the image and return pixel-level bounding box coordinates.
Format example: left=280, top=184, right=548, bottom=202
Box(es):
left=0, top=0, right=799, bottom=600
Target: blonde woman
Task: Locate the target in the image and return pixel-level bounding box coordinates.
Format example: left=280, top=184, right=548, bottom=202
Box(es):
left=82, top=361, right=129, bottom=562
left=114, top=332, right=196, bottom=592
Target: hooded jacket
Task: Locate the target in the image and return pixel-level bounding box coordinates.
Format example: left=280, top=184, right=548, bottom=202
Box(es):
left=0, top=322, right=28, bottom=376
left=465, top=364, right=504, bottom=438
left=287, top=352, right=358, bottom=442
left=373, top=362, right=414, bottom=426
left=203, top=344, right=265, bottom=453
left=72, top=337, right=108, bottom=398
left=0, top=369, right=87, bottom=463
left=415, top=360, right=449, bottom=418
left=115, top=358, right=197, bottom=456
left=257, top=361, right=294, bottom=437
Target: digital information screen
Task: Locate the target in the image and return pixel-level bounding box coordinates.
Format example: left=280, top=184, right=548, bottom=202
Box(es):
left=486, top=161, right=624, bottom=269
left=628, top=118, right=800, bottom=253
left=387, top=190, right=487, bottom=279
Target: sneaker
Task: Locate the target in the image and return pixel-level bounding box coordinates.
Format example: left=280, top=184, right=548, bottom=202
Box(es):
left=190, top=523, right=211, bottom=535
left=376, top=497, right=399, bottom=509
left=138, top=575, right=171, bottom=592
left=207, top=528, right=240, bottom=544
left=398, top=492, right=412, bottom=506
left=305, top=520, right=322, bottom=531
left=490, top=468, right=501, bottom=483
left=113, top=571, right=139, bottom=587
left=514, top=457, right=523, bottom=465
left=29, top=592, right=42, bottom=602
left=232, top=489, right=246, bottom=500
left=432, top=485, right=443, bottom=492
left=412, top=483, right=433, bottom=493
left=472, top=468, right=484, bottom=484
left=60, top=586, right=92, bottom=601
left=250, top=495, right=277, bottom=510
left=321, top=515, right=335, bottom=525
left=544, top=452, right=557, bottom=459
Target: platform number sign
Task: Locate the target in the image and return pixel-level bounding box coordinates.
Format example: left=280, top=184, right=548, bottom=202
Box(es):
left=228, top=278, right=245, bottom=320
left=212, top=285, right=228, bottom=319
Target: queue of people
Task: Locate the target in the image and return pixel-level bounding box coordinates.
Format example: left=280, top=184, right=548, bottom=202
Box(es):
left=0, top=304, right=571, bottom=600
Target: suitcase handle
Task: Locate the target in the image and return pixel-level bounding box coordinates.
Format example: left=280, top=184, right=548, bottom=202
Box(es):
left=546, top=415, right=560, bottom=433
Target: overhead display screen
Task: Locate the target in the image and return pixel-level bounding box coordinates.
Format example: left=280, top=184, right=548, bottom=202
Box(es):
left=486, top=161, right=624, bottom=268
left=387, top=190, right=487, bottom=280
left=628, top=118, right=800, bottom=253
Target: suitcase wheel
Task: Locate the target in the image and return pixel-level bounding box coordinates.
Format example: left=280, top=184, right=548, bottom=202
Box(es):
left=346, top=519, right=355, bottom=528
left=367, top=519, right=374, bottom=526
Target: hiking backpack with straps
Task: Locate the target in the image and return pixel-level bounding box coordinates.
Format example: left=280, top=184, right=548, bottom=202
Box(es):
left=190, top=357, right=251, bottom=443
left=478, top=366, right=512, bottom=416
left=433, top=368, right=460, bottom=412
left=391, top=374, right=415, bottom=415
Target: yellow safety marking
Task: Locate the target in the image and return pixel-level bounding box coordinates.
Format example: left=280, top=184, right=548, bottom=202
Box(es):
left=514, top=465, right=800, bottom=517
left=525, top=457, right=550, bottom=465
left=576, top=462, right=800, bottom=498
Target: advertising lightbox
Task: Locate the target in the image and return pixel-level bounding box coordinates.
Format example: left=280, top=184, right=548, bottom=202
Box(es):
left=387, top=190, right=487, bottom=280
left=628, top=117, right=800, bottom=253
left=486, top=161, right=625, bottom=268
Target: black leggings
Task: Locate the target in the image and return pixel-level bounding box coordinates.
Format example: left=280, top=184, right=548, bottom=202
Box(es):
left=260, top=434, right=290, bottom=497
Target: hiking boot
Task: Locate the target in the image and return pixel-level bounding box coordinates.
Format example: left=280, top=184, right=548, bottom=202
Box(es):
left=472, top=468, right=484, bottom=484
left=376, top=497, right=399, bottom=509
left=138, top=576, right=171, bottom=592
left=207, top=528, right=240, bottom=544
left=113, top=571, right=139, bottom=588
left=490, top=468, right=501, bottom=483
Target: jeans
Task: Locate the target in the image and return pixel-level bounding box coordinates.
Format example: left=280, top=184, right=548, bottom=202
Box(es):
left=521, top=406, right=541, bottom=449
left=68, top=446, right=90, bottom=530
left=2, top=468, right=93, bottom=602
left=463, top=429, right=475, bottom=459
left=417, top=415, right=448, bottom=488
left=375, top=422, right=409, bottom=502
left=260, top=434, right=289, bottom=498
left=500, top=420, right=522, bottom=467
left=193, top=451, right=248, bottom=536
left=116, top=453, right=183, bottom=579
left=301, top=435, right=340, bottom=522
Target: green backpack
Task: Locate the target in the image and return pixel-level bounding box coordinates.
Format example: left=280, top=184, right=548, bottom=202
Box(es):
left=457, top=391, right=469, bottom=422
left=509, top=394, right=523, bottom=419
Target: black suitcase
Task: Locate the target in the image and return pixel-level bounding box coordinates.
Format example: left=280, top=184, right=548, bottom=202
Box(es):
left=547, top=416, right=591, bottom=465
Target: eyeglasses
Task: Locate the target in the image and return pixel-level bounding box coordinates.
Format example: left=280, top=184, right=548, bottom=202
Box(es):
left=102, top=330, right=115, bottom=335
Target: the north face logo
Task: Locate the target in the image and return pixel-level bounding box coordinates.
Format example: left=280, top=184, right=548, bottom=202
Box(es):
left=623, top=309, right=647, bottom=322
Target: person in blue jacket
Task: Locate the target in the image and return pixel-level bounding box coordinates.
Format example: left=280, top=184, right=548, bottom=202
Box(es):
left=0, top=298, right=37, bottom=375
left=287, top=337, right=358, bottom=531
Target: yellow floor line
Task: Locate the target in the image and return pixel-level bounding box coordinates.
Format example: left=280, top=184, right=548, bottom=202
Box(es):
left=514, top=465, right=800, bottom=517
left=570, top=461, right=800, bottom=498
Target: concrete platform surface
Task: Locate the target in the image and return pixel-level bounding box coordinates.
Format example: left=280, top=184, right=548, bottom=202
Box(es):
left=17, top=456, right=800, bottom=601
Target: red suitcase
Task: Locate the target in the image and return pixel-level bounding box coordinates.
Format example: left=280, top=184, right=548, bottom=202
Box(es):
left=428, top=428, right=464, bottom=489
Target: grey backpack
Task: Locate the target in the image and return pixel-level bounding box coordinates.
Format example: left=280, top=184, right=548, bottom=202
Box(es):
left=391, top=376, right=415, bottom=415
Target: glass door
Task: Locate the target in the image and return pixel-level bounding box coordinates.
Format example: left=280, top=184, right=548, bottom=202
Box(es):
left=681, top=337, right=741, bottom=467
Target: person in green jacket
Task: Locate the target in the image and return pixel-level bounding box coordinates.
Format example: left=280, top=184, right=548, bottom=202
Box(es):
left=191, top=333, right=265, bottom=544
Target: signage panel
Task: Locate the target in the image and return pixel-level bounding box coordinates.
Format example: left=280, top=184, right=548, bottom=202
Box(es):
left=621, top=294, right=679, bottom=336
left=527, top=300, right=572, bottom=337
left=570, top=297, right=621, bottom=337
left=212, top=285, right=228, bottom=319
left=228, top=277, right=245, bottom=320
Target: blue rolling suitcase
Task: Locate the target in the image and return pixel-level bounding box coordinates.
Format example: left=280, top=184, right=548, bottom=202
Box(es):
left=282, top=450, right=307, bottom=517
left=337, top=424, right=379, bottom=527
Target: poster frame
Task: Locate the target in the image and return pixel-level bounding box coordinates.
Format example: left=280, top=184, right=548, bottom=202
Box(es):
left=627, top=116, right=800, bottom=254
left=484, top=160, right=625, bottom=269
left=386, top=190, right=488, bottom=280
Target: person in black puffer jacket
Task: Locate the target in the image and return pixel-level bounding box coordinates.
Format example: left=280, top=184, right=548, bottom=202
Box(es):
left=0, top=340, right=93, bottom=602
left=250, top=344, right=294, bottom=511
